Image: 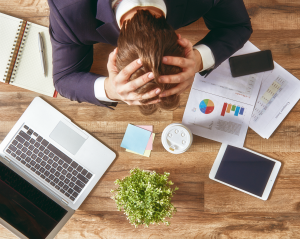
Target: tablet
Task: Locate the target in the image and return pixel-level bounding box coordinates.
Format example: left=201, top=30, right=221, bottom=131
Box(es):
left=209, top=144, right=281, bottom=200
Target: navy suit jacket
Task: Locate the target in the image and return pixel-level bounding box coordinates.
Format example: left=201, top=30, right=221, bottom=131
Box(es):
left=48, top=0, right=252, bottom=107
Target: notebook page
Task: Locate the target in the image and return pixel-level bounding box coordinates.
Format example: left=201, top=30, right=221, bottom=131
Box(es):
left=0, top=13, right=21, bottom=82
left=11, top=23, right=55, bottom=97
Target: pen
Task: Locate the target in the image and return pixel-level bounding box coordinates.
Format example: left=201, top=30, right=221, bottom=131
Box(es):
left=38, top=32, right=46, bottom=77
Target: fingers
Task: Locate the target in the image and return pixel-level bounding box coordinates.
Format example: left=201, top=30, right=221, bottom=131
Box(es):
left=107, top=48, right=118, bottom=74
left=160, top=79, right=193, bottom=97
left=145, top=98, right=161, bottom=105
left=162, top=56, right=193, bottom=68
left=177, top=37, right=193, bottom=49
left=177, top=38, right=194, bottom=58
left=120, top=85, right=161, bottom=102
left=125, top=86, right=160, bottom=101
left=124, top=98, right=161, bottom=106
left=159, top=71, right=191, bottom=84
left=159, top=85, right=181, bottom=98
left=125, top=100, right=143, bottom=106
left=117, top=58, right=143, bottom=83
left=117, top=72, right=160, bottom=101
left=141, top=87, right=161, bottom=100
left=122, top=72, right=155, bottom=92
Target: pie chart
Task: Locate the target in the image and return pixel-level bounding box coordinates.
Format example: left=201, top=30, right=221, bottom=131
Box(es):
left=199, top=99, right=214, bottom=114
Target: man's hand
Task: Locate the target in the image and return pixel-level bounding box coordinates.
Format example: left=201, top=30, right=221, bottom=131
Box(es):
left=159, top=35, right=203, bottom=97
left=104, top=48, right=161, bottom=105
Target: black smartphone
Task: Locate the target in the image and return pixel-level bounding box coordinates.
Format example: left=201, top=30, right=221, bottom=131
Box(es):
left=229, top=50, right=274, bottom=77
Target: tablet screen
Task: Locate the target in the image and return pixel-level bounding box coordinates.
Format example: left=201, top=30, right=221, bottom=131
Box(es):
left=215, top=145, right=275, bottom=197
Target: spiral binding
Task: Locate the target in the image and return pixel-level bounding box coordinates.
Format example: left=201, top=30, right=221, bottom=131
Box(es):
left=10, top=22, right=31, bottom=83
left=3, top=20, right=30, bottom=84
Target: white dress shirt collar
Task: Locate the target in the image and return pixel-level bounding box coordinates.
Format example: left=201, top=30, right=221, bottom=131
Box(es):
left=112, top=0, right=167, bottom=28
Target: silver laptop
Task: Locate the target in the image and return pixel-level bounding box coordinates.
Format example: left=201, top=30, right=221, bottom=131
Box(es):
left=0, top=97, right=116, bottom=238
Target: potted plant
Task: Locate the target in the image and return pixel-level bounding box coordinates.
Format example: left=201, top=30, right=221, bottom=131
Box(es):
left=111, top=168, right=178, bottom=227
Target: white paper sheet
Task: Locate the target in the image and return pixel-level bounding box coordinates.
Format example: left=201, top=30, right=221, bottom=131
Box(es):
left=249, top=62, right=300, bottom=139
left=182, top=41, right=264, bottom=147
left=11, top=22, right=55, bottom=97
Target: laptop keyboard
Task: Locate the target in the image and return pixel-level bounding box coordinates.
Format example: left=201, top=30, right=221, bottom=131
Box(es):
left=5, top=125, right=93, bottom=202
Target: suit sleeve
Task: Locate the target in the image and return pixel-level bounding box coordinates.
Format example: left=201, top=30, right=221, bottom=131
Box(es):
left=196, top=0, right=253, bottom=76
left=49, top=10, right=116, bottom=107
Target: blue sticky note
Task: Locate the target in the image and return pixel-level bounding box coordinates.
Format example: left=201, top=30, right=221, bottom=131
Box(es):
left=121, top=124, right=152, bottom=155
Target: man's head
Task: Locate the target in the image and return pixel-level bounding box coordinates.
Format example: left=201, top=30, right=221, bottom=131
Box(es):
left=116, top=10, right=185, bottom=115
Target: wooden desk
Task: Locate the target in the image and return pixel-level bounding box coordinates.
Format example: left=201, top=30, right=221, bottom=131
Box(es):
left=1, top=1, right=300, bottom=238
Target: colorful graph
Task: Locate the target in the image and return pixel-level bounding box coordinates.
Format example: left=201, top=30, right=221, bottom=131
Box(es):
left=199, top=99, right=214, bottom=114
left=221, top=102, right=244, bottom=117
left=251, top=76, right=286, bottom=122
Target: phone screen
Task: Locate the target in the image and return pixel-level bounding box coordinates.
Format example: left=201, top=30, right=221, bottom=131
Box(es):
left=215, top=145, right=275, bottom=196
left=229, top=50, right=274, bottom=77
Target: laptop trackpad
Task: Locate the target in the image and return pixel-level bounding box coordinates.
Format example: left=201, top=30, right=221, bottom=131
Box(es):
left=49, top=121, right=86, bottom=155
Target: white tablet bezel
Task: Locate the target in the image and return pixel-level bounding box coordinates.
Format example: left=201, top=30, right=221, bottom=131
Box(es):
left=209, top=144, right=281, bottom=200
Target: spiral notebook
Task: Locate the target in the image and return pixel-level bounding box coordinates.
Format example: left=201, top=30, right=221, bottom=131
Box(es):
left=0, top=13, right=57, bottom=97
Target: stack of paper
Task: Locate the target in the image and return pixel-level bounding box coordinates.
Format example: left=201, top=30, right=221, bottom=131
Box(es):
left=121, top=124, right=155, bottom=157
left=182, top=42, right=265, bottom=147
left=182, top=41, right=300, bottom=145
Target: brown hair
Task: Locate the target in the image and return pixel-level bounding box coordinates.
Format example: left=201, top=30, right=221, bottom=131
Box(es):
left=116, top=10, right=185, bottom=115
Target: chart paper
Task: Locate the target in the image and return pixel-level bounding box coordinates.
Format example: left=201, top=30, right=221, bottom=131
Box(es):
left=182, top=41, right=264, bottom=147
left=249, top=62, right=300, bottom=138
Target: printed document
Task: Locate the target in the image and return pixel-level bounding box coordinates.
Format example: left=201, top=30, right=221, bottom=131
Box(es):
left=182, top=42, right=264, bottom=147
left=249, top=62, right=300, bottom=138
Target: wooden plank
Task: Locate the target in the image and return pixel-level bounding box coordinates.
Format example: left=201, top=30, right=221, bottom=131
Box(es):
left=1, top=211, right=300, bottom=238
left=204, top=176, right=300, bottom=213
left=0, top=0, right=50, bottom=26
left=1, top=0, right=300, bottom=238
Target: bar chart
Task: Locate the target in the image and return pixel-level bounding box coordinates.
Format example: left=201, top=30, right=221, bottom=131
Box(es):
left=221, top=102, right=245, bottom=117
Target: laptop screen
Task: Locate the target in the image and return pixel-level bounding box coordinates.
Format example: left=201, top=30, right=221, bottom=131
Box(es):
left=0, top=161, right=67, bottom=239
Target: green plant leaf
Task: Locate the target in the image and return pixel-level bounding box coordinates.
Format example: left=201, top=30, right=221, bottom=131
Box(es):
left=111, top=168, right=178, bottom=227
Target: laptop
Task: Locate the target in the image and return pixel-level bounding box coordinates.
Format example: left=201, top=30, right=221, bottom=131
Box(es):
left=0, top=97, right=116, bottom=239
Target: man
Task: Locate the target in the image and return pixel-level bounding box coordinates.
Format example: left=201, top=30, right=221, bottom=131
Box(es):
left=116, top=9, right=185, bottom=115
left=48, top=0, right=252, bottom=108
